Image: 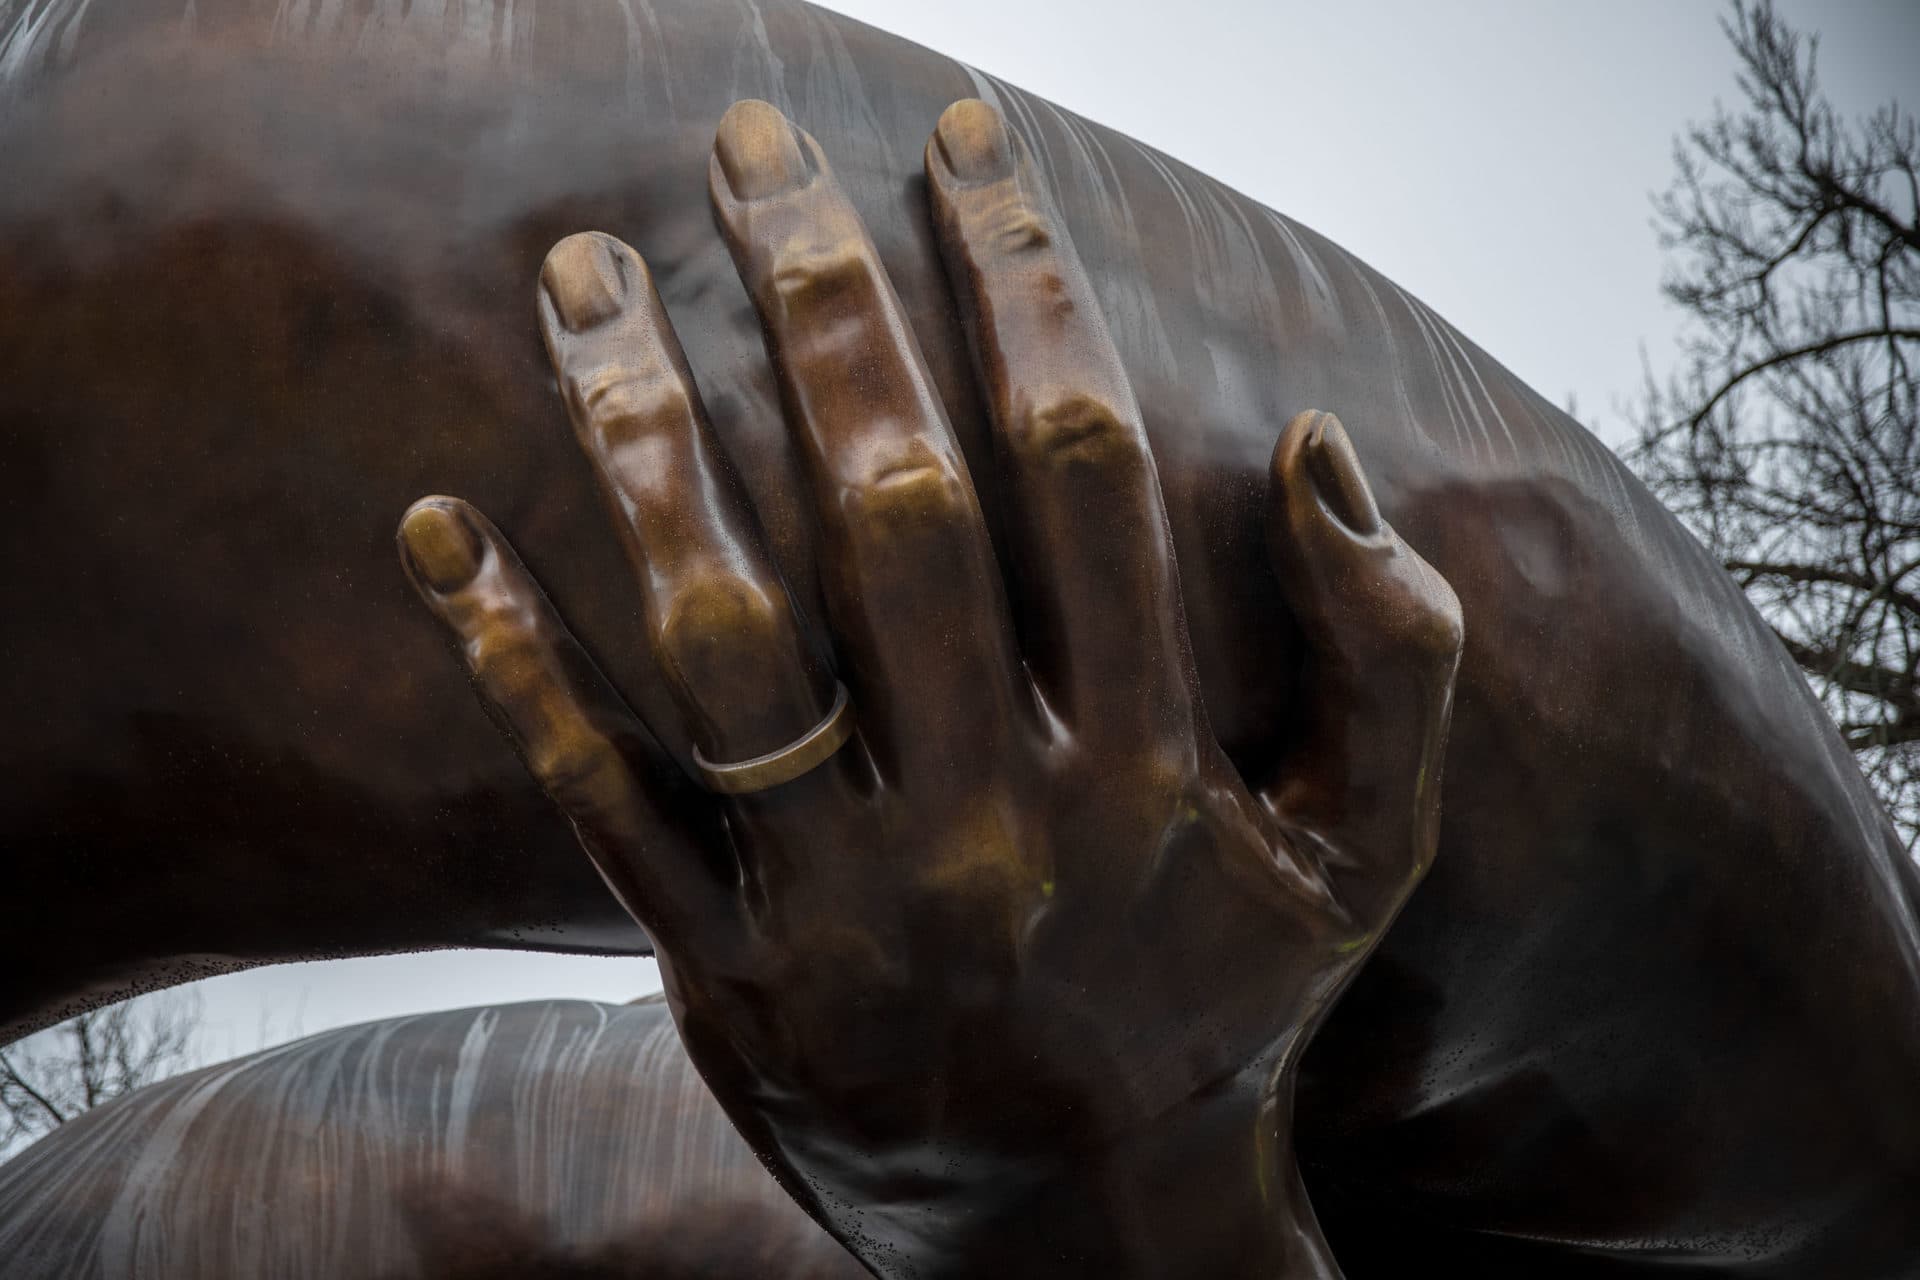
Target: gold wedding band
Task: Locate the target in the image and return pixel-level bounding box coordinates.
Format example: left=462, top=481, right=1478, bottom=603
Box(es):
left=691, top=681, right=855, bottom=795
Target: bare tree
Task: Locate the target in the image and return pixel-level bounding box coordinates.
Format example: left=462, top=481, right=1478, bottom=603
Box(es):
left=0, top=992, right=202, bottom=1160
left=1629, top=0, right=1919, bottom=850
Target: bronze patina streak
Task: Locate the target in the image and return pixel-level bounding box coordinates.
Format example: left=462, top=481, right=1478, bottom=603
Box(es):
left=0, top=998, right=866, bottom=1278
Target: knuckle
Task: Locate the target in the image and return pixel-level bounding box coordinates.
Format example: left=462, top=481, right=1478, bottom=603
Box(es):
left=467, top=621, right=551, bottom=708
left=527, top=725, right=626, bottom=809
left=1032, top=268, right=1076, bottom=319
left=1410, top=571, right=1467, bottom=663
left=1137, top=755, right=1207, bottom=805
left=1012, top=392, right=1145, bottom=471
left=656, top=576, right=790, bottom=670
left=768, top=239, right=881, bottom=317
left=971, top=189, right=1054, bottom=255
left=460, top=595, right=537, bottom=671
left=443, top=586, right=642, bottom=819
left=469, top=635, right=635, bottom=813
left=575, top=363, right=695, bottom=451
left=838, top=441, right=972, bottom=535
left=1369, top=553, right=1465, bottom=666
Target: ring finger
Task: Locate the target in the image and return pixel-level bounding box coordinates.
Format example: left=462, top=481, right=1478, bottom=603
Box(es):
left=537, top=231, right=863, bottom=819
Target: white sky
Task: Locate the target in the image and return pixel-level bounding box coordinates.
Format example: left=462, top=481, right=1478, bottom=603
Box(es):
left=22, top=0, right=1920, bottom=1080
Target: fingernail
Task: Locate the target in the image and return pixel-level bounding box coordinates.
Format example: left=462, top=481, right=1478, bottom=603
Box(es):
left=541, top=233, right=627, bottom=333
left=400, top=501, right=485, bottom=593
left=1304, top=413, right=1383, bottom=536
left=935, top=99, right=1013, bottom=183
left=715, top=100, right=810, bottom=201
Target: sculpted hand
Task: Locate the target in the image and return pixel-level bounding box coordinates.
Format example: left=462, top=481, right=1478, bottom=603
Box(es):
left=397, top=99, right=1462, bottom=1279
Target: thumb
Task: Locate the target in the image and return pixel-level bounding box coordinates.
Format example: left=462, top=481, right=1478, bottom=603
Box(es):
left=1259, top=411, right=1464, bottom=931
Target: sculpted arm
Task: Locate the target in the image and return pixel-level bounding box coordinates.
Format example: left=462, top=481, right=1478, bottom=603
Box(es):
left=6, top=0, right=1915, bottom=1266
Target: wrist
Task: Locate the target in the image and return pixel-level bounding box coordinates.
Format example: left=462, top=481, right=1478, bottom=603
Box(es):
left=797, top=1076, right=1342, bottom=1280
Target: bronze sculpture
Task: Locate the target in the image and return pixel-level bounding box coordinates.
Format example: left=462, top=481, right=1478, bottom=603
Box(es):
left=397, top=95, right=1463, bottom=1276
left=0, top=998, right=867, bottom=1278
left=3, top=0, right=1918, bottom=1272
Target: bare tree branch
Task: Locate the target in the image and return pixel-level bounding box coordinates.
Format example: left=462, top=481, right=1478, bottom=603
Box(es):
left=1682, top=329, right=1920, bottom=430
left=1627, top=0, right=1919, bottom=853
left=1726, top=559, right=1920, bottom=620
left=0, top=992, right=201, bottom=1161
left=1774, top=631, right=1917, bottom=709
left=0, top=1054, right=68, bottom=1128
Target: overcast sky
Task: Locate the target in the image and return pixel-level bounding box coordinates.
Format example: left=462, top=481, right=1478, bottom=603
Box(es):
left=15, top=0, right=1919, bottom=1088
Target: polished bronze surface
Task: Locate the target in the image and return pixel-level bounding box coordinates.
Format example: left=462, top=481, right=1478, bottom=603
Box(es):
left=2, top=0, right=1918, bottom=1272
left=401, top=96, right=1463, bottom=1276
left=0, top=999, right=867, bottom=1279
